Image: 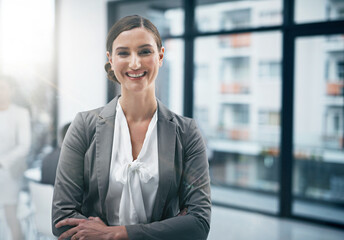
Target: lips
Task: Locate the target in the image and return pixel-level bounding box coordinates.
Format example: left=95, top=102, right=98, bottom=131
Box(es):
left=126, top=71, right=147, bottom=78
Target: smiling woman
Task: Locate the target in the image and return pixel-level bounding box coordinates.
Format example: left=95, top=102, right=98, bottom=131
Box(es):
left=52, top=15, right=211, bottom=240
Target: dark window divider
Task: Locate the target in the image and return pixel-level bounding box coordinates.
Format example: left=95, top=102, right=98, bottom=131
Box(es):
left=183, top=0, right=195, bottom=118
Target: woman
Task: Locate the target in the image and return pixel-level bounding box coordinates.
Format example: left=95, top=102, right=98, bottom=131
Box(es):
left=0, top=78, right=31, bottom=240
left=52, top=15, right=211, bottom=240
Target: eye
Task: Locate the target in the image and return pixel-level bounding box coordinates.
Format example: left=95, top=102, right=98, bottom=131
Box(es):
left=117, top=51, right=129, bottom=56
left=139, top=49, right=152, bottom=55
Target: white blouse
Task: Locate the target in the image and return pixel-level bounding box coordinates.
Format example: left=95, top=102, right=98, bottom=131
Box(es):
left=105, top=101, right=159, bottom=226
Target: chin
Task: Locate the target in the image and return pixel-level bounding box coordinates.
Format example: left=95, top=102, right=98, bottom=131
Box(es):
left=127, top=82, right=156, bottom=94
left=125, top=83, right=148, bottom=93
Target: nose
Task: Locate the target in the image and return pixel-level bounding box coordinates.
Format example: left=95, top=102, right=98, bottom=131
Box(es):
left=128, top=53, right=141, bottom=70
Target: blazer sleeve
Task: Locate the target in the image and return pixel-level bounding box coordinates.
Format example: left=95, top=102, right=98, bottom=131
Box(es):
left=125, top=119, right=211, bottom=240
left=52, top=113, right=88, bottom=237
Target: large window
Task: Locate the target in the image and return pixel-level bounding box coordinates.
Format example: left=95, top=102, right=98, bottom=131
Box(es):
left=108, top=0, right=344, bottom=227
left=293, top=35, right=344, bottom=224
left=194, top=31, right=282, bottom=213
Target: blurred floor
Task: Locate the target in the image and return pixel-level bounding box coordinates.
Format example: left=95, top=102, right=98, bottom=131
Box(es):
left=0, top=191, right=56, bottom=240
left=209, top=205, right=344, bottom=240
left=212, top=185, right=344, bottom=224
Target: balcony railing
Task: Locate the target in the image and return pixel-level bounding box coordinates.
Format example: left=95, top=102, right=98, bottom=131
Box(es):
left=228, top=128, right=250, bottom=140
left=322, top=135, right=344, bottom=149
left=219, top=33, right=251, bottom=48
left=326, top=81, right=344, bottom=96
left=230, top=33, right=251, bottom=48
left=220, top=82, right=250, bottom=94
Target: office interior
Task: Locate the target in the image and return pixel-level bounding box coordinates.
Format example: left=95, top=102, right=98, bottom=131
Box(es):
left=0, top=0, right=344, bottom=239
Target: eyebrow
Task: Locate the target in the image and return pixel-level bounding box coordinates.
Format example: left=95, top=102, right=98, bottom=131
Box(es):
left=138, top=44, right=153, bottom=48
left=115, top=44, right=153, bottom=51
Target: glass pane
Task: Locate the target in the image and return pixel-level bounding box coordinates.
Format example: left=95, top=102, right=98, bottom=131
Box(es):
left=194, top=31, right=282, bottom=213
left=295, top=0, right=344, bottom=23
left=293, top=35, right=344, bottom=224
left=156, top=39, right=184, bottom=115
left=196, top=0, right=282, bottom=32
left=112, top=0, right=184, bottom=37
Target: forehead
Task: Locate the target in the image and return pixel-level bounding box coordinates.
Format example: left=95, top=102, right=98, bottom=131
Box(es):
left=112, top=28, right=157, bottom=49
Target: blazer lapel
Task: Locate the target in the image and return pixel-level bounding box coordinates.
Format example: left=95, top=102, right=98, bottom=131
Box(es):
left=96, top=96, right=119, bottom=221
left=151, top=100, right=176, bottom=221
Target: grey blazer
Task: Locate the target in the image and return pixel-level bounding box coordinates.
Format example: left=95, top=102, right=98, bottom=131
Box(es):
left=52, top=96, right=211, bottom=240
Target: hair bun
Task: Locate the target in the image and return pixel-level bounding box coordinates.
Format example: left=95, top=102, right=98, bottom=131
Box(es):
left=104, top=62, right=119, bottom=84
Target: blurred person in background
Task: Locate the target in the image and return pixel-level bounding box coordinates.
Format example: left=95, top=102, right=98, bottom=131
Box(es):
left=52, top=15, right=211, bottom=240
left=0, top=77, right=31, bottom=240
left=41, top=122, right=71, bottom=186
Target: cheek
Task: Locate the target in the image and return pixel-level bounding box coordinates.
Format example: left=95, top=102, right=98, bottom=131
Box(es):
left=144, top=57, right=160, bottom=70
left=112, top=58, right=127, bottom=72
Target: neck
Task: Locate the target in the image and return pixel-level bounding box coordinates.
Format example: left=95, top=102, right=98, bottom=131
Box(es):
left=119, top=90, right=157, bottom=122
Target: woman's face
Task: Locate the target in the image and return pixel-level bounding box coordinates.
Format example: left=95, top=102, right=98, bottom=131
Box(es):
left=107, top=28, right=164, bottom=94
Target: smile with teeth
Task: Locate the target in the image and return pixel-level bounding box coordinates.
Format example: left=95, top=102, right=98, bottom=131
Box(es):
left=126, top=71, right=147, bottom=78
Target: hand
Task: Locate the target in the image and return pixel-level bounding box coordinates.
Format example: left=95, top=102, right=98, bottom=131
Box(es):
left=177, top=207, right=188, bottom=216
left=56, top=217, right=128, bottom=240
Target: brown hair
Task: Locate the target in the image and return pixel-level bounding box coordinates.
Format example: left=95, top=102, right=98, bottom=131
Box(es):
left=104, top=15, right=162, bottom=83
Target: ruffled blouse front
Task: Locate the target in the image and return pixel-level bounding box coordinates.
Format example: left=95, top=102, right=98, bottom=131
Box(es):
left=105, top=101, right=159, bottom=226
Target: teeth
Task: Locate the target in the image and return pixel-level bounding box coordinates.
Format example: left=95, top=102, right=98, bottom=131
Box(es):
left=128, top=72, right=145, bottom=78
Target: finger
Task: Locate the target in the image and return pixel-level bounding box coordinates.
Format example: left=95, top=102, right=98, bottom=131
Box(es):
left=88, top=216, right=103, bottom=223
left=58, top=226, right=78, bottom=240
left=55, top=218, right=86, bottom=228
left=71, top=233, right=81, bottom=240
left=94, top=217, right=103, bottom=222
left=178, top=207, right=188, bottom=216
left=182, top=208, right=188, bottom=215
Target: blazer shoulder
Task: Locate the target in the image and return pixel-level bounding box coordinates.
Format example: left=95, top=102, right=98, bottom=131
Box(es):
left=170, top=113, right=193, bottom=130
left=168, top=112, right=200, bottom=143
left=156, top=97, right=196, bottom=133
left=70, top=106, right=104, bottom=146
left=165, top=110, right=205, bottom=152
left=77, top=106, right=104, bottom=127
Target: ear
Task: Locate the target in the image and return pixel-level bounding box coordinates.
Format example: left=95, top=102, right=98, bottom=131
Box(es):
left=106, top=51, right=113, bottom=64
left=158, top=47, right=165, bottom=67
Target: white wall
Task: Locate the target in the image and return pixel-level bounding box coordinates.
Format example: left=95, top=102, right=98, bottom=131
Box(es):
left=57, top=0, right=108, bottom=128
